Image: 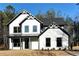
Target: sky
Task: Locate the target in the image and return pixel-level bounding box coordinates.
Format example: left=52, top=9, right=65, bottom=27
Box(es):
left=0, top=3, right=79, bottom=20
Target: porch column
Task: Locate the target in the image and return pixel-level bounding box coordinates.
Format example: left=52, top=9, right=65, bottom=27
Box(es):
left=20, top=38, right=22, bottom=50
left=23, top=38, right=25, bottom=49
left=9, top=38, right=13, bottom=49
left=29, top=37, right=31, bottom=49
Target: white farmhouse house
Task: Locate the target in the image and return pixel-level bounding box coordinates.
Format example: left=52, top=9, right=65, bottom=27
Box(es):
left=7, top=10, right=70, bottom=50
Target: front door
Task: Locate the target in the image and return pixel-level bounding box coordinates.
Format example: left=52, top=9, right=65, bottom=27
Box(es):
left=25, top=38, right=29, bottom=49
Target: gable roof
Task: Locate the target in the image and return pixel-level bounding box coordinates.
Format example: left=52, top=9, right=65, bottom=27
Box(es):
left=19, top=15, right=43, bottom=25
left=7, top=10, right=31, bottom=26
left=39, top=22, right=70, bottom=37
left=41, top=17, right=67, bottom=26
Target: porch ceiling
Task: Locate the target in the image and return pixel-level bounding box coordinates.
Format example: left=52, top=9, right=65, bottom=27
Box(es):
left=8, top=34, right=39, bottom=38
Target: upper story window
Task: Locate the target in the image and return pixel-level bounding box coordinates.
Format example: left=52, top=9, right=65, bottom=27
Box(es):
left=14, top=27, right=21, bottom=33
left=33, top=25, right=37, bottom=32
left=25, top=26, right=29, bottom=32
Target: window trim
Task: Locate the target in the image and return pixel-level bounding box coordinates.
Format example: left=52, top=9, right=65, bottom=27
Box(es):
left=14, top=27, right=17, bottom=33
left=25, top=25, right=29, bottom=32
left=13, top=39, right=20, bottom=47
left=14, top=27, right=21, bottom=33
left=33, top=25, right=37, bottom=32
left=56, top=37, right=62, bottom=47
left=46, top=38, right=51, bottom=47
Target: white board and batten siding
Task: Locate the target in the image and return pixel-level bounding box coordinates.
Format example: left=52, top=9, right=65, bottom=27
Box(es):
left=39, top=26, right=69, bottom=50
left=9, top=13, right=29, bottom=34
left=21, top=16, right=40, bottom=50
left=31, top=41, right=38, bottom=50
left=21, top=16, right=40, bottom=35
left=8, top=10, right=69, bottom=50
left=9, top=13, right=29, bottom=49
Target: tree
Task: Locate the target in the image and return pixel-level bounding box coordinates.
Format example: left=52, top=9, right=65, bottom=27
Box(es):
left=73, top=21, right=79, bottom=46
left=0, top=11, right=4, bottom=45
left=3, top=5, right=16, bottom=49
left=57, top=10, right=62, bottom=17
left=65, top=16, right=74, bottom=50
left=46, top=9, right=56, bottom=19
left=4, top=5, right=15, bottom=17
left=36, top=9, right=56, bottom=21
left=35, top=13, right=45, bottom=21
left=3, top=5, right=15, bottom=25
left=65, top=16, right=74, bottom=35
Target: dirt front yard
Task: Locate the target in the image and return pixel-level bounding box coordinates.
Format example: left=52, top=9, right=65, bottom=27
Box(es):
left=0, top=50, right=75, bottom=56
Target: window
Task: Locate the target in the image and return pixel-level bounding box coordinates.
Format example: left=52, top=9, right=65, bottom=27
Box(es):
left=14, top=27, right=21, bottom=33
left=18, top=27, right=21, bottom=32
left=57, top=37, right=62, bottom=47
left=46, top=38, right=51, bottom=47
left=13, top=39, right=20, bottom=47
left=14, top=27, right=17, bottom=33
left=25, top=26, right=29, bottom=32
left=33, top=25, right=37, bottom=32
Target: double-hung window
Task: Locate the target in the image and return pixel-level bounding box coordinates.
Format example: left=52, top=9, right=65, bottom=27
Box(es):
left=46, top=38, right=51, bottom=47
left=14, top=27, right=21, bottom=33
left=25, top=26, right=29, bottom=32
left=57, top=37, right=62, bottom=47
left=33, top=25, right=37, bottom=32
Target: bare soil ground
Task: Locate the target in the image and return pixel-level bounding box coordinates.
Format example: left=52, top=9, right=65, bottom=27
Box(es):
left=73, top=46, right=79, bottom=50
left=0, top=50, right=72, bottom=56
left=0, top=46, right=79, bottom=56
left=66, top=46, right=79, bottom=56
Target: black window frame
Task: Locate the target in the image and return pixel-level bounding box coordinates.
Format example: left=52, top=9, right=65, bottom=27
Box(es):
left=14, top=27, right=21, bottom=33
left=57, top=37, right=62, bottom=47
left=18, top=27, right=21, bottom=32
left=13, top=39, right=20, bottom=47
left=14, top=27, right=17, bottom=33
left=46, top=38, right=51, bottom=47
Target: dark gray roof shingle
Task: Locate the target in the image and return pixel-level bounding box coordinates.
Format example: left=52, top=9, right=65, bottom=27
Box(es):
left=41, top=17, right=67, bottom=26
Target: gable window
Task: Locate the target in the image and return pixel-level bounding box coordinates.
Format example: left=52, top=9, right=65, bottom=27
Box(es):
left=25, top=26, right=29, bottom=32
left=46, top=38, right=51, bottom=47
left=14, top=27, right=21, bottom=33
left=57, top=37, right=62, bottom=47
left=33, top=25, right=37, bottom=32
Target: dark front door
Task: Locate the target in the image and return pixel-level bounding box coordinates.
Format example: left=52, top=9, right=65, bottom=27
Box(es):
left=25, top=38, right=29, bottom=49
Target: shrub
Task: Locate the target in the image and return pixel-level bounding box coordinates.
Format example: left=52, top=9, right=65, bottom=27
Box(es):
left=52, top=48, right=55, bottom=50
left=51, top=49, right=53, bottom=50
left=42, top=48, right=44, bottom=51
left=63, top=48, right=66, bottom=51
left=47, top=48, right=49, bottom=51
left=58, top=48, right=61, bottom=50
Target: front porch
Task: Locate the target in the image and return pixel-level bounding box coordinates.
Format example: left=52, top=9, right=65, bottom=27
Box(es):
left=8, top=36, right=38, bottom=50
left=9, top=37, right=31, bottom=50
